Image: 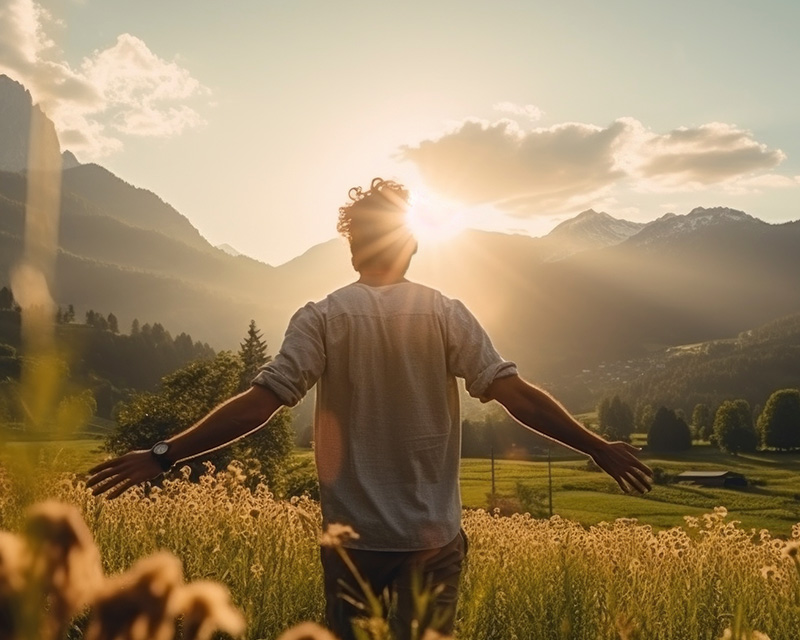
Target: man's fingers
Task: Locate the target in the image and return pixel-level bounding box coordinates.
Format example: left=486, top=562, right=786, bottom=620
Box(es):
left=625, top=466, right=653, bottom=493
left=86, top=465, right=123, bottom=488
left=624, top=470, right=651, bottom=494
left=105, top=478, right=138, bottom=500
left=88, top=456, right=122, bottom=475
left=613, top=475, right=630, bottom=494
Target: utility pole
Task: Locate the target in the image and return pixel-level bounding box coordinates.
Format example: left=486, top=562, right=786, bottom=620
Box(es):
left=547, top=445, right=553, bottom=517
left=490, top=423, right=496, bottom=498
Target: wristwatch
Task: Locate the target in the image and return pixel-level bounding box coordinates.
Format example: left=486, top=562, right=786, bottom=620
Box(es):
left=150, top=441, right=174, bottom=472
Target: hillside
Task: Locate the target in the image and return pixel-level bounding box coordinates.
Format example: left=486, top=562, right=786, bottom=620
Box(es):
left=579, top=313, right=800, bottom=414
left=3, top=162, right=800, bottom=409
left=2, top=76, right=800, bottom=408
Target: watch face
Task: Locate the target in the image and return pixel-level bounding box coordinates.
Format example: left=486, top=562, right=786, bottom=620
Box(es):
left=153, top=442, right=170, bottom=456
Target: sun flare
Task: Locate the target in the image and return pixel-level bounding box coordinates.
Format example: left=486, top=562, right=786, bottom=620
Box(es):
left=406, top=191, right=466, bottom=246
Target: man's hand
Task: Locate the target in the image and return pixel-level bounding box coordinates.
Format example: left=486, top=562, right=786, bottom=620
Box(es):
left=587, top=440, right=653, bottom=494
left=85, top=386, right=284, bottom=500
left=485, top=375, right=654, bottom=494
left=86, top=450, right=164, bottom=499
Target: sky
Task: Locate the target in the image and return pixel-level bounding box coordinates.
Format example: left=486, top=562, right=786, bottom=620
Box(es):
left=1, top=0, right=799, bottom=265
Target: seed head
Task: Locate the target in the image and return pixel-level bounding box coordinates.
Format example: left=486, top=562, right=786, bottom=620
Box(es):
left=319, top=524, right=359, bottom=548
left=276, top=621, right=338, bottom=640
left=173, top=581, right=246, bottom=640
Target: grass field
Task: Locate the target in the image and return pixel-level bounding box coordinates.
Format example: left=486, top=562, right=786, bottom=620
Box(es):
left=459, top=445, right=800, bottom=536
left=3, top=458, right=799, bottom=640
left=3, top=435, right=800, bottom=537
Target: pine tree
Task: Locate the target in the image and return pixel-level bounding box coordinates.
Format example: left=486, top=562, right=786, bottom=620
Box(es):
left=238, top=320, right=270, bottom=391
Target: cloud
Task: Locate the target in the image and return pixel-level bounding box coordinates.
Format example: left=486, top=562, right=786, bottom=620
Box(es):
left=637, top=122, right=786, bottom=187
left=722, top=173, right=800, bottom=195
left=493, top=101, right=544, bottom=121
left=400, top=116, right=788, bottom=215
left=0, top=0, right=208, bottom=159
left=399, top=117, right=631, bottom=214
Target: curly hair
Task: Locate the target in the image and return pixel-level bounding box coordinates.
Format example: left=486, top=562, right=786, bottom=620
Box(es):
left=337, top=178, right=415, bottom=271
left=336, top=178, right=410, bottom=241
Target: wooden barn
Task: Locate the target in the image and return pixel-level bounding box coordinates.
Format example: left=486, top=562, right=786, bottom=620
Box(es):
left=677, top=470, right=748, bottom=488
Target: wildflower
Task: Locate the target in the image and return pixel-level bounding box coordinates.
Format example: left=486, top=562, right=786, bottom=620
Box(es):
left=24, top=501, right=104, bottom=637
left=0, top=531, right=28, bottom=639
left=760, top=565, right=778, bottom=580
left=173, top=581, right=246, bottom=640
left=782, top=540, right=800, bottom=561
left=0, top=531, right=27, bottom=594
left=319, top=524, right=360, bottom=547
left=85, top=551, right=184, bottom=640
left=276, top=621, right=338, bottom=640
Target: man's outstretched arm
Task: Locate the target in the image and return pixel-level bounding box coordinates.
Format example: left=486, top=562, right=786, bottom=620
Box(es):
left=86, top=384, right=283, bottom=499
left=484, top=374, right=653, bottom=494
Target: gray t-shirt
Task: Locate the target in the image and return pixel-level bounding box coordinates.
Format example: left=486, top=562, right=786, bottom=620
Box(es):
left=252, top=281, right=517, bottom=551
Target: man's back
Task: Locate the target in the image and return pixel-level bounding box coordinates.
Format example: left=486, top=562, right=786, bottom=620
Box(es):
left=254, top=280, right=516, bottom=550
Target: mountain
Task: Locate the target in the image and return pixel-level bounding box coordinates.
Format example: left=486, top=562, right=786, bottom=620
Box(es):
left=0, top=74, right=76, bottom=172
left=2, top=75, right=799, bottom=412
left=217, top=243, right=242, bottom=257
left=61, top=164, right=210, bottom=252
left=540, top=209, right=645, bottom=259
left=625, top=206, right=762, bottom=247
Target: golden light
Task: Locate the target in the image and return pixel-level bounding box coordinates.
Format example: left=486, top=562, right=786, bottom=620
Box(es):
left=405, top=190, right=466, bottom=246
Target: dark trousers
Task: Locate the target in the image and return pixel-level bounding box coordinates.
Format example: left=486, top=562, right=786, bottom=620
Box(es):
left=320, top=530, right=467, bottom=640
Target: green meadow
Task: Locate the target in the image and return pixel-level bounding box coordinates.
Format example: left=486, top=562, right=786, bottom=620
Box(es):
left=459, top=446, right=800, bottom=536
left=3, top=433, right=799, bottom=537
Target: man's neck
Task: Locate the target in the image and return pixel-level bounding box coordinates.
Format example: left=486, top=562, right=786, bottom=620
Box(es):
left=357, top=270, right=408, bottom=287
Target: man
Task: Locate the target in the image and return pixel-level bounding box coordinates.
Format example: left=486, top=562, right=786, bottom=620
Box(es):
left=88, top=178, right=653, bottom=639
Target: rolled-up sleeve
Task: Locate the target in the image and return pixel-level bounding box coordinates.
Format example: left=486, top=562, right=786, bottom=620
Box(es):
left=444, top=299, right=517, bottom=398
left=251, top=302, right=326, bottom=406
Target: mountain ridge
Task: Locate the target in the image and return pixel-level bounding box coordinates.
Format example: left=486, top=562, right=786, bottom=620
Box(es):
left=1, top=75, right=799, bottom=412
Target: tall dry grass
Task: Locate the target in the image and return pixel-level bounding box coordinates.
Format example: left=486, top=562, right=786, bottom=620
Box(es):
left=1, top=462, right=799, bottom=639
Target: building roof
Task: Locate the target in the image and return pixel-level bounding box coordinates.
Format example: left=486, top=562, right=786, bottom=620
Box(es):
left=677, top=470, right=744, bottom=478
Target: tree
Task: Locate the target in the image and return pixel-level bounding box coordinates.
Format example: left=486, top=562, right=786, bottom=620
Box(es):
left=85, top=310, right=108, bottom=331
left=0, top=287, right=14, bottom=310
left=131, top=318, right=140, bottom=336
left=758, top=389, right=800, bottom=451
left=238, top=320, right=270, bottom=392
left=691, top=403, right=714, bottom=440
left=56, top=389, right=97, bottom=435
left=647, top=406, right=692, bottom=453
left=597, top=395, right=634, bottom=441
left=635, top=403, right=655, bottom=434
left=107, top=313, right=119, bottom=334
left=108, top=351, right=294, bottom=492
left=713, top=399, right=758, bottom=454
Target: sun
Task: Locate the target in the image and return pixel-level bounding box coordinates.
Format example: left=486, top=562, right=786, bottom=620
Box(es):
left=405, top=190, right=466, bottom=246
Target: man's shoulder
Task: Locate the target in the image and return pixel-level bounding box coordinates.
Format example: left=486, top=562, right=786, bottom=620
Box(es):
left=319, top=281, right=461, bottom=317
